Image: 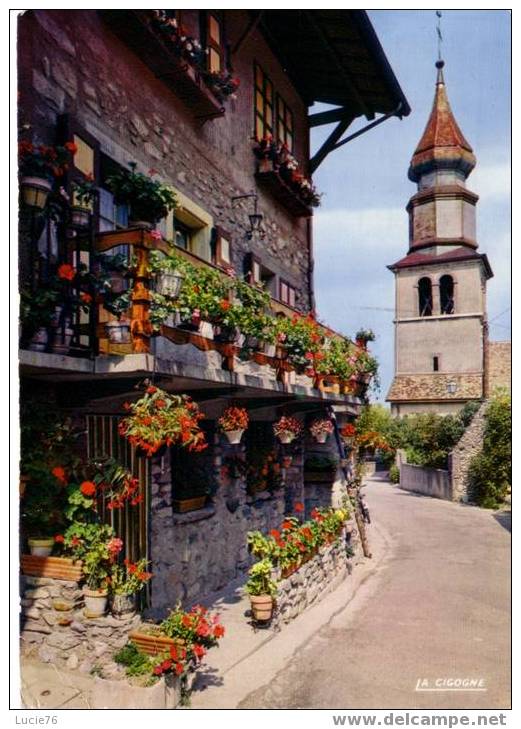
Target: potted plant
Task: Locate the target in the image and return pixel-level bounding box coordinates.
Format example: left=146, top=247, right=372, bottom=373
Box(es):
left=355, top=328, right=376, bottom=349
left=148, top=250, right=186, bottom=300
left=119, top=386, right=207, bottom=457
left=70, top=174, right=96, bottom=228
left=110, top=558, right=153, bottom=617
left=309, top=418, right=334, bottom=444
left=18, top=139, right=77, bottom=209
left=106, top=163, right=176, bottom=227
left=245, top=558, right=277, bottom=622
left=304, top=455, right=338, bottom=484
left=340, top=422, right=356, bottom=448
left=218, top=406, right=249, bottom=445
left=273, top=415, right=303, bottom=444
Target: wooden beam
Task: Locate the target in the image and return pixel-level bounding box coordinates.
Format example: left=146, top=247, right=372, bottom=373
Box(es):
left=309, top=116, right=354, bottom=174
left=308, top=106, right=353, bottom=128
left=232, top=11, right=264, bottom=54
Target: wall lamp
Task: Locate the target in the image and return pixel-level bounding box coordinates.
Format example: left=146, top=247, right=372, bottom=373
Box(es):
left=231, top=191, right=265, bottom=240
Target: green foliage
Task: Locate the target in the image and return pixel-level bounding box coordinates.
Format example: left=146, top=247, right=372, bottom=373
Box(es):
left=388, top=464, right=400, bottom=484
left=468, top=394, right=511, bottom=508
left=106, top=163, right=176, bottom=223
left=114, top=643, right=154, bottom=677
left=304, top=455, right=337, bottom=472
left=245, top=559, right=278, bottom=597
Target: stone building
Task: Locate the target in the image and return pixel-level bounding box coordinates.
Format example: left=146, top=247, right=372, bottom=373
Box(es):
left=386, top=59, right=507, bottom=416
left=18, top=10, right=409, bottom=614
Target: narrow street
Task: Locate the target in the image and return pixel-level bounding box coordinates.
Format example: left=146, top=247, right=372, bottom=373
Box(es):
left=240, top=478, right=511, bottom=710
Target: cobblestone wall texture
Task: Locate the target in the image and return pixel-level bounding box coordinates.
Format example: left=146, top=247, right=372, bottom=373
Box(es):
left=449, top=400, right=488, bottom=501
left=487, top=341, right=511, bottom=395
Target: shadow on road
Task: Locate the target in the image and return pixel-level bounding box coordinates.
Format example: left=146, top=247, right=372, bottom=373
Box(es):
left=493, top=511, right=511, bottom=533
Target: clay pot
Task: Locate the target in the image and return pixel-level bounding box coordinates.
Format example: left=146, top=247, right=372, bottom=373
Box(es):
left=111, top=593, right=137, bottom=618
left=250, top=594, right=273, bottom=622
left=83, top=587, right=108, bottom=618
left=27, top=537, right=54, bottom=557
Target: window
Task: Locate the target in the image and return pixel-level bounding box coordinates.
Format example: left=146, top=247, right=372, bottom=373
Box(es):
left=279, top=279, right=296, bottom=308
left=254, top=63, right=274, bottom=141
left=245, top=253, right=275, bottom=296
left=276, top=94, right=294, bottom=151
left=212, top=227, right=232, bottom=267
left=440, top=275, right=455, bottom=315
left=206, top=11, right=224, bottom=74
left=418, top=277, right=433, bottom=317
left=98, top=155, right=129, bottom=232
left=433, top=356, right=439, bottom=372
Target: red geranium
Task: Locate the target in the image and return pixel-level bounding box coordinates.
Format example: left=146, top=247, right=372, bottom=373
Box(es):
left=80, top=480, right=96, bottom=497
left=52, top=466, right=68, bottom=485
left=57, top=263, right=76, bottom=281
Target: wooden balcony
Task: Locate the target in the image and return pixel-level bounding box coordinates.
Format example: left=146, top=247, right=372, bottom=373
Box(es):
left=99, top=10, right=224, bottom=120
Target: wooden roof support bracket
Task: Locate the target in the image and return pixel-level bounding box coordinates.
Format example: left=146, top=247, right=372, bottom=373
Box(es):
left=232, top=11, right=264, bottom=54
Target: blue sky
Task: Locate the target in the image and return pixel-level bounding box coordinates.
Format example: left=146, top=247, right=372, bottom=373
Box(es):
left=310, top=10, right=511, bottom=403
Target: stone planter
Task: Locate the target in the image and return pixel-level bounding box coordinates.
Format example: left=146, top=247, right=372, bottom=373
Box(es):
left=21, top=555, right=84, bottom=581
left=110, top=593, right=137, bottom=618
left=129, top=627, right=185, bottom=657
left=83, top=587, right=108, bottom=618
left=105, top=320, right=131, bottom=344
left=20, top=175, right=53, bottom=209
left=27, top=537, right=54, bottom=557
left=223, top=429, right=244, bottom=445
left=172, top=495, right=207, bottom=513
left=249, top=594, right=274, bottom=622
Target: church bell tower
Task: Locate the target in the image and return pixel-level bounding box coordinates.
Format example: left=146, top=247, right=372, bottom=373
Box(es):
left=387, top=60, right=493, bottom=416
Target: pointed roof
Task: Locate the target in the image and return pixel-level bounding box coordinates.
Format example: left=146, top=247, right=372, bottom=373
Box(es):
left=408, top=61, right=476, bottom=182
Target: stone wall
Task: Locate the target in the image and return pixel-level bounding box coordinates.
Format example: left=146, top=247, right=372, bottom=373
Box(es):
left=487, top=341, right=511, bottom=396
left=399, top=462, right=452, bottom=500
left=20, top=575, right=141, bottom=678
left=273, top=526, right=352, bottom=628
left=449, top=400, right=488, bottom=502
left=387, top=372, right=483, bottom=405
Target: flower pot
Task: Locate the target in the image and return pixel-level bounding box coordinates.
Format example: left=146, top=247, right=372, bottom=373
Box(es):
left=249, top=594, right=274, bottom=622
left=261, top=342, right=276, bottom=357
left=213, top=325, right=240, bottom=344
left=243, top=335, right=260, bottom=349
left=277, top=432, right=295, bottom=445
left=21, top=555, right=83, bottom=581
left=314, top=432, right=329, bottom=444
left=282, top=456, right=293, bottom=468
left=155, top=271, right=184, bottom=299
left=105, top=320, right=131, bottom=344
left=129, top=627, right=185, bottom=656
left=27, top=537, right=54, bottom=557
left=70, top=205, right=91, bottom=228
left=82, top=587, right=108, bottom=618
left=111, top=593, right=137, bottom=618
left=223, top=429, right=244, bottom=445
left=25, top=327, right=48, bottom=352
left=20, top=176, right=53, bottom=209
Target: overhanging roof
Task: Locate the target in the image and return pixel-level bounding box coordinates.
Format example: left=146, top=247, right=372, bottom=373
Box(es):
left=258, top=10, right=411, bottom=118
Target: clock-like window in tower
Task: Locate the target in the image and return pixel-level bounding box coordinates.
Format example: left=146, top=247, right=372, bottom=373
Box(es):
left=418, top=277, right=433, bottom=317
left=440, top=275, right=455, bottom=315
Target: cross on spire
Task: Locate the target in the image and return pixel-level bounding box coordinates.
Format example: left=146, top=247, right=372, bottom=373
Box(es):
left=436, top=10, right=443, bottom=62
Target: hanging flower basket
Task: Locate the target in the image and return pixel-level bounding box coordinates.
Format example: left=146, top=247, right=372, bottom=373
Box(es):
left=218, top=406, right=249, bottom=444
left=119, top=386, right=207, bottom=457
left=273, top=415, right=303, bottom=444
left=309, top=418, right=334, bottom=444
left=155, top=271, right=184, bottom=299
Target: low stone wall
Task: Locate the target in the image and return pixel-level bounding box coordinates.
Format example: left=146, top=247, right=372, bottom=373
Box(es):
left=449, top=401, right=487, bottom=501
left=399, top=463, right=452, bottom=500
left=20, top=575, right=141, bottom=678
left=272, top=526, right=351, bottom=629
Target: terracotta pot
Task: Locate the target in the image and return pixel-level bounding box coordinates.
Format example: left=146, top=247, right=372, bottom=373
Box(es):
left=20, top=176, right=52, bottom=209
left=27, top=537, right=54, bottom=557
left=250, top=594, right=274, bottom=622
left=111, top=593, right=137, bottom=618
left=83, top=587, right=108, bottom=618
left=21, top=555, right=83, bottom=581
left=105, top=321, right=131, bottom=344
left=223, top=429, right=244, bottom=445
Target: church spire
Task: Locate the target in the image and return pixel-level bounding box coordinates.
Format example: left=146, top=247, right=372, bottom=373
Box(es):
left=408, top=60, right=476, bottom=183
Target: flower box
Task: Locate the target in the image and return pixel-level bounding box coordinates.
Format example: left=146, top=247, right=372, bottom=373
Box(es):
left=129, top=627, right=185, bottom=656
left=172, top=495, right=207, bottom=513
left=100, top=11, right=224, bottom=120
left=21, top=555, right=83, bottom=582
left=255, top=165, right=313, bottom=218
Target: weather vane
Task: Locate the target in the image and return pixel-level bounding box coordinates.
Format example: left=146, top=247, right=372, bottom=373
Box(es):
left=436, top=10, right=443, bottom=61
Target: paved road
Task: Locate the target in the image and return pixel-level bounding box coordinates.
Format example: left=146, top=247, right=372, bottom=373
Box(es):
left=240, top=479, right=511, bottom=709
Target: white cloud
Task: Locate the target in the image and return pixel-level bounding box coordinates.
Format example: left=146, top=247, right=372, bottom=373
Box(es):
left=472, top=162, right=510, bottom=203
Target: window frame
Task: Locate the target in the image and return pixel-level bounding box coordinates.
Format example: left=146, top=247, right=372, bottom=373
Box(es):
left=254, top=62, right=274, bottom=141
left=276, top=93, right=294, bottom=152
left=279, top=278, right=296, bottom=308
left=205, top=10, right=225, bottom=75
left=418, top=277, right=433, bottom=317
